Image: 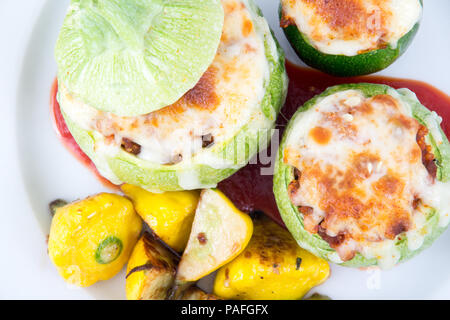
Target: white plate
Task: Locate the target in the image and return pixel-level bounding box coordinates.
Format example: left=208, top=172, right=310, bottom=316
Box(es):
left=1, top=0, right=449, bottom=299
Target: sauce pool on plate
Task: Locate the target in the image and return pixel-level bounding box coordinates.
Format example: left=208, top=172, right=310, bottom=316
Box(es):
left=51, top=61, right=450, bottom=226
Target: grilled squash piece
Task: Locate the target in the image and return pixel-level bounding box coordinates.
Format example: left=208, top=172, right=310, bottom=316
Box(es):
left=214, top=216, right=330, bottom=300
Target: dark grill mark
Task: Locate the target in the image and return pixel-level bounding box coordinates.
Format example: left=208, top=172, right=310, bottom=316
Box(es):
left=296, top=257, right=302, bottom=270
left=125, top=263, right=153, bottom=279
left=49, top=199, right=68, bottom=216
left=121, top=138, right=141, bottom=155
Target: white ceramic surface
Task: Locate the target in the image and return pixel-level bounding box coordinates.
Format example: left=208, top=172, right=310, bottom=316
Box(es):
left=1, top=0, right=449, bottom=299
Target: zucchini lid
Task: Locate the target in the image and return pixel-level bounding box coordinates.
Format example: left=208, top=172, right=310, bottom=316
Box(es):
left=273, top=83, right=450, bottom=268
left=62, top=0, right=288, bottom=192
left=279, top=2, right=422, bottom=77
left=55, top=0, right=224, bottom=116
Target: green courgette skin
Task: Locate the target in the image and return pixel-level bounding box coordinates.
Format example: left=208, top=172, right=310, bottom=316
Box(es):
left=273, top=83, right=450, bottom=268
left=279, top=4, right=421, bottom=77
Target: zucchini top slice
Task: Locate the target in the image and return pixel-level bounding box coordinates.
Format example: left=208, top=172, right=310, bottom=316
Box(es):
left=55, top=0, right=224, bottom=116
left=274, top=83, right=450, bottom=269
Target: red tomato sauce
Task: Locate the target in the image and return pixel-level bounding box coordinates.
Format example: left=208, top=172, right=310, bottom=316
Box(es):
left=51, top=61, right=450, bottom=226
left=50, top=79, right=119, bottom=190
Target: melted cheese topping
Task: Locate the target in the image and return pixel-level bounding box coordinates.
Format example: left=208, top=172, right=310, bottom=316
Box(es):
left=59, top=0, right=269, bottom=166
left=284, top=89, right=450, bottom=268
left=281, top=0, right=422, bottom=56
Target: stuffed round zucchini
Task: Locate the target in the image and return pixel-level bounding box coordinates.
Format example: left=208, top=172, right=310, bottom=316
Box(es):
left=56, top=0, right=225, bottom=116
left=279, top=0, right=422, bottom=76
left=56, top=0, right=288, bottom=192
left=274, top=83, right=450, bottom=268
